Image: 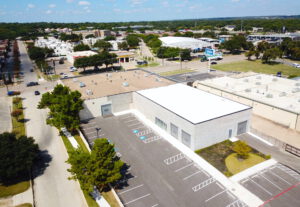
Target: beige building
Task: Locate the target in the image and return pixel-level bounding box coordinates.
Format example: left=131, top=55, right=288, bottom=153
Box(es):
left=193, top=73, right=300, bottom=132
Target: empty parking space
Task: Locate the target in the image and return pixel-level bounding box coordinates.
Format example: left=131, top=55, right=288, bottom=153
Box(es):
left=240, top=163, right=300, bottom=207
left=80, top=114, right=247, bottom=207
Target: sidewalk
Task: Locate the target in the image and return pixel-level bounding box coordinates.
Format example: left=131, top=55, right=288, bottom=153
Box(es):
left=12, top=184, right=34, bottom=206
left=0, top=97, right=12, bottom=133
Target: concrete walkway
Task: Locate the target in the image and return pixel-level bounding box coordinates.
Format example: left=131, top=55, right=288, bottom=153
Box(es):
left=0, top=97, right=12, bottom=133
left=12, top=184, right=34, bottom=206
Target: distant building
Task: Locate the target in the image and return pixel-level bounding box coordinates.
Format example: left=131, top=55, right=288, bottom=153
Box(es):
left=252, top=27, right=264, bottom=33
left=35, top=37, right=74, bottom=56
left=110, top=51, right=135, bottom=63
left=224, top=25, right=236, bottom=31
left=247, top=33, right=300, bottom=44
left=66, top=51, right=97, bottom=64
left=159, top=37, right=213, bottom=50
left=218, top=35, right=233, bottom=43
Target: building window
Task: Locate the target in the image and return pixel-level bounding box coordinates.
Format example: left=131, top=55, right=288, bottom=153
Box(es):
left=181, top=130, right=191, bottom=147
left=170, top=123, right=178, bottom=138
left=155, top=117, right=167, bottom=131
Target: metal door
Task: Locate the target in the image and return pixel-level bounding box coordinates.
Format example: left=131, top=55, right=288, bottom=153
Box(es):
left=101, top=104, right=112, bottom=116
left=237, top=121, right=247, bottom=135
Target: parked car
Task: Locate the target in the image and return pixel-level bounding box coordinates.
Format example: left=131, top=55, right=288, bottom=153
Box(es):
left=59, top=58, right=64, bottom=64
left=34, top=91, right=40, bottom=95
left=26, top=82, right=39, bottom=87
left=136, top=60, right=148, bottom=65
left=292, top=63, right=300, bottom=68
left=7, top=91, right=21, bottom=96
left=69, top=66, right=77, bottom=72
left=211, top=61, right=218, bottom=65
left=30, top=69, right=34, bottom=72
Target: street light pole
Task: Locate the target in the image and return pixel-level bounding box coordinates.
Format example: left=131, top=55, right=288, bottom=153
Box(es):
left=95, top=127, right=101, bottom=139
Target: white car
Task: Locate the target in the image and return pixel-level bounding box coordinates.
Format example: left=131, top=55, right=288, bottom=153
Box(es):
left=292, top=63, right=300, bottom=68
left=69, top=66, right=77, bottom=72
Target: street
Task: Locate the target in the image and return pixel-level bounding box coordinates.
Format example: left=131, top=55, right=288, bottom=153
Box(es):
left=18, top=41, right=87, bottom=207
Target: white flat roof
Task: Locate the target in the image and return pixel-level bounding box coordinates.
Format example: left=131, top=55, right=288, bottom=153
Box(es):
left=137, top=84, right=250, bottom=124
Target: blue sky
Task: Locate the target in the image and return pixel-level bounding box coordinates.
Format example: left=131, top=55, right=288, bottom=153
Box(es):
left=0, top=0, right=299, bottom=23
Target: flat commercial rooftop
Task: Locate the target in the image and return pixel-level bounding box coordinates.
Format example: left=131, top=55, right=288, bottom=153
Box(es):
left=137, top=84, right=250, bottom=124
left=63, top=70, right=174, bottom=99
left=199, top=74, right=300, bottom=113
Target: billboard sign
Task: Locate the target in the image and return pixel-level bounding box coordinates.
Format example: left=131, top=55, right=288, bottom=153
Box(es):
left=205, top=48, right=215, bottom=56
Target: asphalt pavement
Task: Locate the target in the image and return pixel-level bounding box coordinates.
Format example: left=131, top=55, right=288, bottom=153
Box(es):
left=81, top=114, right=246, bottom=207
left=19, top=41, right=87, bottom=207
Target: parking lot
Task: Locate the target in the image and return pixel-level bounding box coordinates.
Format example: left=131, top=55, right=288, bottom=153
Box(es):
left=166, top=71, right=226, bottom=83
left=240, top=163, right=300, bottom=207
left=80, top=114, right=247, bottom=207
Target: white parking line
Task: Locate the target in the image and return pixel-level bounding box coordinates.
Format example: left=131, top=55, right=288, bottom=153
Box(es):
left=174, top=163, right=194, bottom=172
left=89, top=134, right=105, bottom=139
left=260, top=172, right=282, bottom=190
left=216, top=182, right=224, bottom=190
left=83, top=126, right=97, bottom=130
left=84, top=131, right=96, bottom=135
left=226, top=200, right=247, bottom=207
left=136, top=129, right=153, bottom=136
left=205, top=189, right=227, bottom=202
left=133, top=126, right=145, bottom=131
left=128, top=122, right=142, bottom=127
left=124, top=193, right=151, bottom=205
left=268, top=170, right=292, bottom=185
left=192, top=178, right=216, bottom=192
left=150, top=204, right=158, bottom=207
left=124, top=119, right=137, bottom=123
left=183, top=170, right=202, bottom=181
left=241, top=178, right=249, bottom=184
left=143, top=136, right=162, bottom=144
left=250, top=179, right=272, bottom=195
left=120, top=116, right=133, bottom=120
left=118, top=184, right=144, bottom=195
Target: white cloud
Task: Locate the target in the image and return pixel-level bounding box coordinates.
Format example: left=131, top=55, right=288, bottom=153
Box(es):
left=46, top=10, right=52, bottom=14
left=78, top=1, right=91, bottom=6
left=130, top=0, right=146, bottom=6
left=49, top=4, right=56, bottom=8
left=27, top=4, right=35, bottom=9
left=66, top=0, right=74, bottom=3
left=161, top=1, right=169, bottom=7
left=231, top=0, right=240, bottom=2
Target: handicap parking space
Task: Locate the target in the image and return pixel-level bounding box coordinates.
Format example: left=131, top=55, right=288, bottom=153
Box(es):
left=81, top=114, right=247, bottom=207
left=240, top=163, right=300, bottom=207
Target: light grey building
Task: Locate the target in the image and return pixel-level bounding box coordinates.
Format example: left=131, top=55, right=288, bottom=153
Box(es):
left=133, top=84, right=252, bottom=150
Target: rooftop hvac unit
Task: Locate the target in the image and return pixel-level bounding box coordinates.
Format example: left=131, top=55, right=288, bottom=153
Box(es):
left=73, top=78, right=78, bottom=82
left=245, top=88, right=251, bottom=92
left=292, top=88, right=300, bottom=93
left=256, top=76, right=262, bottom=80
left=295, top=82, right=300, bottom=86
left=243, top=79, right=249, bottom=82
left=266, top=94, right=273, bottom=98
left=255, top=82, right=261, bottom=85
left=272, top=78, right=278, bottom=82
left=79, top=82, right=86, bottom=87
left=279, top=92, right=287, bottom=97
left=123, top=82, right=129, bottom=87
left=156, top=78, right=161, bottom=82
left=86, top=89, right=93, bottom=95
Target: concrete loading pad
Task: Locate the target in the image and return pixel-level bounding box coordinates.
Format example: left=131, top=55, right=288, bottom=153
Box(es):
left=80, top=114, right=247, bottom=207
left=240, top=163, right=300, bottom=207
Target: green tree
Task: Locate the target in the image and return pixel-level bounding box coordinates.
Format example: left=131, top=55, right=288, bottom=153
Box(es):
left=38, top=85, right=84, bottom=132
left=254, top=50, right=260, bottom=59
left=67, top=139, right=124, bottom=192
left=28, top=47, right=46, bottom=61
left=93, top=40, right=112, bottom=51
left=73, top=44, right=90, bottom=52
left=85, top=34, right=95, bottom=38
left=232, top=141, right=251, bottom=159
left=118, top=41, right=129, bottom=51
left=74, top=56, right=91, bottom=72
left=0, top=132, right=39, bottom=183
left=126, top=34, right=140, bottom=48
left=180, top=49, right=191, bottom=61
left=104, top=35, right=116, bottom=41
left=245, top=50, right=255, bottom=60
left=100, top=51, right=117, bottom=68
left=262, top=48, right=281, bottom=63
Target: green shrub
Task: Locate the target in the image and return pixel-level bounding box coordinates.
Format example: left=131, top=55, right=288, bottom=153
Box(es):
left=232, top=141, right=251, bottom=159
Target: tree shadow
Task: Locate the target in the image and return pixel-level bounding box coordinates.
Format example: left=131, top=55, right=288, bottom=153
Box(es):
left=1, top=150, right=52, bottom=186
left=19, top=118, right=30, bottom=123
left=79, top=66, right=123, bottom=75
left=31, top=150, right=52, bottom=179
left=112, top=163, right=133, bottom=191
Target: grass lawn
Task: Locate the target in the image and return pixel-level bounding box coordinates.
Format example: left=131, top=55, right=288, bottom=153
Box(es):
left=225, top=153, right=265, bottom=174
left=211, top=60, right=300, bottom=78
left=60, top=134, right=99, bottom=207
left=102, top=190, right=120, bottom=207
left=136, top=62, right=160, bottom=68
left=12, top=97, right=26, bottom=137
left=0, top=181, right=30, bottom=198
left=14, top=203, right=32, bottom=207
left=159, top=69, right=194, bottom=76
left=196, top=140, right=269, bottom=176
